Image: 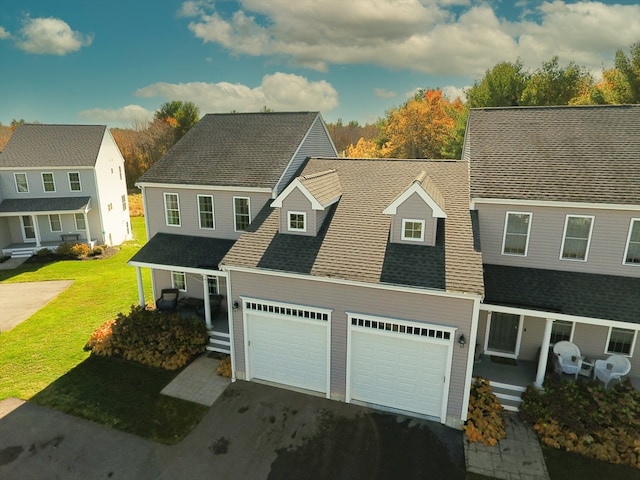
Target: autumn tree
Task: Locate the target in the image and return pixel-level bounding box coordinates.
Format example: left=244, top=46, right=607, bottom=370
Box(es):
left=327, top=119, right=378, bottom=154
left=155, top=100, right=200, bottom=143
left=520, top=57, right=593, bottom=106
left=612, top=41, right=640, bottom=103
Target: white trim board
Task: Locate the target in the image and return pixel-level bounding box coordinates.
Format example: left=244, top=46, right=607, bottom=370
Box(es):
left=471, top=197, right=640, bottom=212
left=136, top=181, right=272, bottom=194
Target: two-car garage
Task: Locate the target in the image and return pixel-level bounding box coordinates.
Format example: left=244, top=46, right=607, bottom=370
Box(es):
left=243, top=298, right=455, bottom=422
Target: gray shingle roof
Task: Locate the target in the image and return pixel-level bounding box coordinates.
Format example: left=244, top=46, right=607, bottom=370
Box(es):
left=299, top=169, right=342, bottom=206
left=137, top=112, right=323, bottom=188
left=467, top=105, right=640, bottom=205
left=483, top=264, right=640, bottom=324
left=129, top=233, right=235, bottom=270
left=222, top=158, right=484, bottom=295
left=0, top=125, right=107, bottom=168
left=0, top=196, right=91, bottom=214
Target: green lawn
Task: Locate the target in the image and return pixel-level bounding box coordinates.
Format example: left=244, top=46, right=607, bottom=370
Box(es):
left=0, top=216, right=153, bottom=400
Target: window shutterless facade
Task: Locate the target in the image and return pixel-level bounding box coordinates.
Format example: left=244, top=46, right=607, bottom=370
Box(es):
left=288, top=211, right=306, bottom=232
left=74, top=213, right=86, bottom=230
left=502, top=212, right=532, bottom=256
left=49, top=214, right=62, bottom=232
left=164, top=193, right=181, bottom=227
left=14, top=173, right=29, bottom=193
left=560, top=215, right=594, bottom=261
left=68, top=172, right=81, bottom=191
left=234, top=197, right=250, bottom=232
left=606, top=327, right=636, bottom=356
left=171, top=271, right=186, bottom=291
left=401, top=219, right=425, bottom=241
left=198, top=195, right=215, bottom=230
left=42, top=172, right=56, bottom=192
left=623, top=218, right=640, bottom=265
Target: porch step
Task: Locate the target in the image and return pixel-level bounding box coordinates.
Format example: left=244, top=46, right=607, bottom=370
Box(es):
left=489, top=381, right=527, bottom=412
left=10, top=248, right=34, bottom=258
left=206, top=330, right=231, bottom=354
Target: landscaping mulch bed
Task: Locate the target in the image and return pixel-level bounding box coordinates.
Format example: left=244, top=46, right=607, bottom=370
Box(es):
left=24, top=246, right=119, bottom=264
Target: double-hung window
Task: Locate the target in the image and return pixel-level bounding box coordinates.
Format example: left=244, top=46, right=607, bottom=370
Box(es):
left=198, top=195, right=215, bottom=230
left=121, top=194, right=127, bottom=212
left=49, top=214, right=62, bottom=232
left=234, top=197, right=250, bottom=232
left=288, top=211, right=306, bottom=232
left=74, top=213, right=86, bottom=230
left=401, top=219, right=425, bottom=242
left=171, top=271, right=186, bottom=292
left=68, top=172, right=81, bottom=191
left=623, top=219, right=640, bottom=265
left=550, top=320, right=573, bottom=344
left=42, top=173, right=55, bottom=192
left=502, top=212, right=532, bottom=256
left=14, top=173, right=29, bottom=193
left=164, top=193, right=181, bottom=227
left=606, top=327, right=636, bottom=356
left=207, top=276, right=218, bottom=295
left=561, top=215, right=594, bottom=261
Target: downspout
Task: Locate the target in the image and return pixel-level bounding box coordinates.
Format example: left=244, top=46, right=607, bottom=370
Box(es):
left=222, top=268, right=236, bottom=382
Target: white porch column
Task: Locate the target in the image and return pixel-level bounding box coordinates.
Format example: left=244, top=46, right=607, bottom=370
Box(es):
left=202, top=275, right=212, bottom=330
left=135, top=267, right=145, bottom=307
left=535, top=318, right=554, bottom=388
left=83, top=212, right=92, bottom=245
left=32, top=215, right=41, bottom=247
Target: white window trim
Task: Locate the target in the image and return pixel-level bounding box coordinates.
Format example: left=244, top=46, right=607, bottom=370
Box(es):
left=560, top=214, right=594, bottom=262
left=14, top=173, right=29, bottom=193
left=401, top=218, right=425, bottom=242
left=623, top=218, right=640, bottom=266
left=171, top=271, right=187, bottom=292
left=605, top=327, right=637, bottom=357
left=233, top=196, right=251, bottom=232
left=42, top=172, right=56, bottom=192
left=74, top=213, right=86, bottom=230
left=68, top=172, right=82, bottom=192
left=287, top=211, right=307, bottom=232
left=49, top=214, right=62, bottom=232
left=550, top=320, right=575, bottom=345
left=164, top=193, right=181, bottom=227
left=198, top=194, right=215, bottom=230
left=501, top=211, right=532, bottom=256
left=207, top=276, right=219, bottom=295
left=121, top=194, right=127, bottom=212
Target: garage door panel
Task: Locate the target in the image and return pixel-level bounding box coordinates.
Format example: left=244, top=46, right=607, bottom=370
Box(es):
left=350, top=328, right=450, bottom=419
left=247, top=312, right=328, bottom=394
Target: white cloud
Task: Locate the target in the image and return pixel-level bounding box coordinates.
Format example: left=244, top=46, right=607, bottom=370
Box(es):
left=374, top=88, right=396, bottom=99
left=135, top=73, right=339, bottom=113
left=78, top=105, right=153, bottom=127
left=179, top=0, right=640, bottom=77
left=15, top=17, right=93, bottom=55
left=441, top=85, right=467, bottom=102
left=0, top=26, right=11, bottom=40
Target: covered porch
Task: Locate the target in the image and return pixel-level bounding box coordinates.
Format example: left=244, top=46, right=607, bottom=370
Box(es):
left=0, top=196, right=94, bottom=258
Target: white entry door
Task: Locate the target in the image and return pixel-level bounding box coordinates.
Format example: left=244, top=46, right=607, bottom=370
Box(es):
left=348, top=315, right=454, bottom=421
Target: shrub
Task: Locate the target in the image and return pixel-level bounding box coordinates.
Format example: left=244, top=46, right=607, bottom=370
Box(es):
left=55, top=241, right=74, bottom=256
left=216, top=355, right=232, bottom=378
left=36, top=248, right=53, bottom=256
left=85, top=305, right=208, bottom=370
left=90, top=245, right=105, bottom=256
left=70, top=243, right=91, bottom=258
left=520, top=375, right=640, bottom=469
left=464, top=377, right=506, bottom=446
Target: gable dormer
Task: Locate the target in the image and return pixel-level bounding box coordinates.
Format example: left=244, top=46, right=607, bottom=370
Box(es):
left=271, top=169, right=342, bottom=236
left=383, top=171, right=446, bottom=246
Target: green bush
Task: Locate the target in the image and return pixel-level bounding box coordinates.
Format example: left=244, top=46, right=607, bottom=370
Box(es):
left=85, top=305, right=208, bottom=370
left=520, top=375, right=640, bottom=469
left=55, top=241, right=74, bottom=256
left=36, top=248, right=53, bottom=256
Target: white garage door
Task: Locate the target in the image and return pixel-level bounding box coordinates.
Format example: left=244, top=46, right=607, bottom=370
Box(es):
left=245, top=299, right=330, bottom=395
left=348, top=315, right=454, bottom=421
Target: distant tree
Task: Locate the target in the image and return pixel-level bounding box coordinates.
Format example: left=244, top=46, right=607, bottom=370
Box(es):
left=520, top=57, right=593, bottom=106
left=465, top=61, right=528, bottom=108
left=10, top=119, right=26, bottom=130
left=327, top=119, right=378, bottom=154
left=155, top=101, right=200, bottom=143
left=614, top=41, right=640, bottom=103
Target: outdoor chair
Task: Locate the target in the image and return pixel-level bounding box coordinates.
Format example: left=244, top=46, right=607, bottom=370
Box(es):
left=594, top=355, right=631, bottom=389
left=552, top=341, right=583, bottom=379
left=156, top=288, right=179, bottom=312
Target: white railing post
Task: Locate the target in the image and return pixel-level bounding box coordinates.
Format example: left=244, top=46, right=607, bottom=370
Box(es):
left=535, top=318, right=554, bottom=388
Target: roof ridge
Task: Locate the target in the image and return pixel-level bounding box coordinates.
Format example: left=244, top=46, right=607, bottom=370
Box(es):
left=301, top=169, right=337, bottom=181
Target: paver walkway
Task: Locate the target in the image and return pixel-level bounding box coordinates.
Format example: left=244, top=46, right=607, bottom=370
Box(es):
left=160, top=354, right=230, bottom=406
left=465, top=412, right=550, bottom=480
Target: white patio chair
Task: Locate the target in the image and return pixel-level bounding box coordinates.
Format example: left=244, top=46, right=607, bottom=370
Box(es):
left=594, top=355, right=631, bottom=389
left=552, top=341, right=583, bottom=379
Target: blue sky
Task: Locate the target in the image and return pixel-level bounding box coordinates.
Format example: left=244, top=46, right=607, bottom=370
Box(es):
left=1, top=1, right=639, bottom=128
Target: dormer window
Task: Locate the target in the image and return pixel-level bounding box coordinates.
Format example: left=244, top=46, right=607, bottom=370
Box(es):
left=402, top=219, right=425, bottom=242
left=288, top=211, right=307, bottom=232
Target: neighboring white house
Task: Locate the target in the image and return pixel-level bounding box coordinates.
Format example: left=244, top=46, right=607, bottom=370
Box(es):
left=0, top=124, right=132, bottom=257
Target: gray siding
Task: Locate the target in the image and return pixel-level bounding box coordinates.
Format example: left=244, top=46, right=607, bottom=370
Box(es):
left=144, top=186, right=272, bottom=240
left=0, top=169, right=97, bottom=199
left=390, top=192, right=438, bottom=246
left=229, top=270, right=476, bottom=422
left=0, top=218, right=10, bottom=247
left=275, top=116, right=338, bottom=195
left=278, top=188, right=318, bottom=236
left=152, top=269, right=228, bottom=312
left=476, top=203, right=640, bottom=277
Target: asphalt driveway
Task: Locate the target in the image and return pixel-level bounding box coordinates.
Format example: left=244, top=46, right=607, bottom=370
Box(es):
left=0, top=381, right=465, bottom=480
